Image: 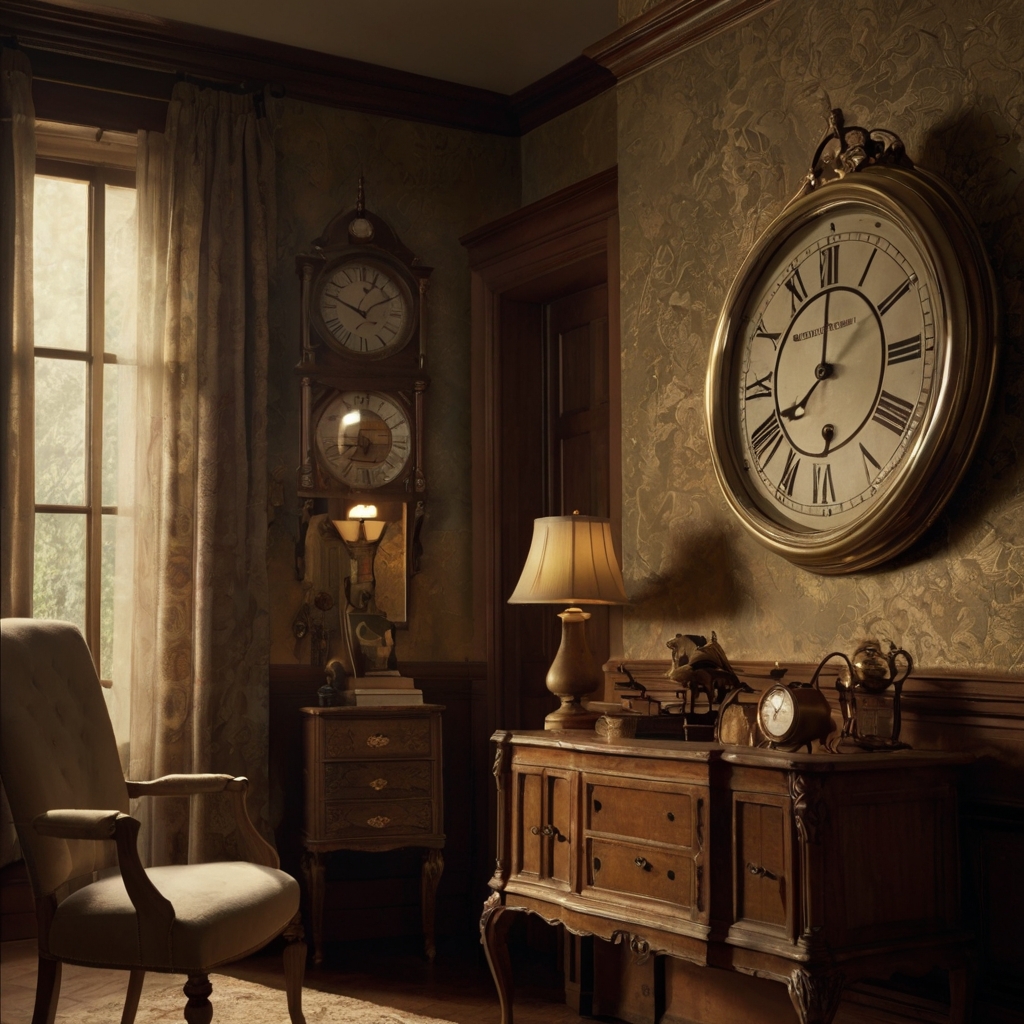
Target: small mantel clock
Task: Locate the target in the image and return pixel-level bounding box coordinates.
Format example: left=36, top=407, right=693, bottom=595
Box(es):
left=296, top=180, right=432, bottom=562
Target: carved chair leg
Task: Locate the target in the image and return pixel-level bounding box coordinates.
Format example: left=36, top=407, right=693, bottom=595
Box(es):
left=120, top=969, right=145, bottom=1024
left=421, top=848, right=444, bottom=961
left=302, top=849, right=326, bottom=967
left=480, top=893, right=518, bottom=1024
left=31, top=956, right=61, bottom=1024
left=182, top=972, right=213, bottom=1024
left=282, top=911, right=307, bottom=1024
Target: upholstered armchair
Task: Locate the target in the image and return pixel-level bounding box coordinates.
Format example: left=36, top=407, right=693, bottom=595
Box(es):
left=0, top=619, right=306, bottom=1024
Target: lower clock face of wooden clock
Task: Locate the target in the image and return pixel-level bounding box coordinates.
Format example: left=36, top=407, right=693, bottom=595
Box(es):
left=314, top=390, right=412, bottom=489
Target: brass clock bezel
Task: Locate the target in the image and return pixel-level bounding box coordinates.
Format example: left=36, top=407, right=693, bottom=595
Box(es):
left=310, top=248, right=417, bottom=361
left=705, top=165, right=998, bottom=574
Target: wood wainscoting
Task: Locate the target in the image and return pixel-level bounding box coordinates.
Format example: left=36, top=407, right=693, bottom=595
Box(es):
left=269, top=661, right=489, bottom=948
left=607, top=659, right=1024, bottom=1022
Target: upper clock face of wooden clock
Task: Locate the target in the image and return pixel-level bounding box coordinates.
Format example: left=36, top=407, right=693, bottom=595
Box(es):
left=315, top=257, right=414, bottom=359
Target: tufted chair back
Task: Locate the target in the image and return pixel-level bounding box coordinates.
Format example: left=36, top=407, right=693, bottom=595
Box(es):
left=0, top=619, right=128, bottom=898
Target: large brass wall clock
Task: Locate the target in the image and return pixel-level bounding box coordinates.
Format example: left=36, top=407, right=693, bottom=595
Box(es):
left=705, top=110, right=998, bottom=574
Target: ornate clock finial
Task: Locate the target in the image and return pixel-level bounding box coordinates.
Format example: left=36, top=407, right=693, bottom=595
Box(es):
left=349, top=175, right=374, bottom=242
left=356, top=174, right=365, bottom=216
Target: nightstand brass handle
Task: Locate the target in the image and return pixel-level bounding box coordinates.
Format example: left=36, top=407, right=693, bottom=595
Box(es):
left=530, top=826, right=540, bottom=835
left=367, top=816, right=390, bottom=829
left=634, top=856, right=649, bottom=870
left=369, top=778, right=388, bottom=791
left=747, top=862, right=777, bottom=880
left=540, top=824, right=558, bottom=837
left=366, top=734, right=390, bottom=748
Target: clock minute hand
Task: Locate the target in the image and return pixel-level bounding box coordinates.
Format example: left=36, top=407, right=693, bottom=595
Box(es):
left=333, top=297, right=368, bottom=319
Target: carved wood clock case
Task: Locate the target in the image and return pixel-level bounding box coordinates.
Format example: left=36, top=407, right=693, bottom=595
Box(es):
left=296, top=188, right=431, bottom=527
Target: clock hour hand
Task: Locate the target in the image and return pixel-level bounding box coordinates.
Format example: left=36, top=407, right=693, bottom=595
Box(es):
left=779, top=377, right=822, bottom=420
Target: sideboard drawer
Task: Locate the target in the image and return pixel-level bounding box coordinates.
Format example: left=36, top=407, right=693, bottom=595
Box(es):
left=325, top=759, right=433, bottom=801
left=325, top=797, right=434, bottom=839
left=325, top=716, right=432, bottom=759
left=587, top=837, right=696, bottom=909
left=585, top=775, right=702, bottom=848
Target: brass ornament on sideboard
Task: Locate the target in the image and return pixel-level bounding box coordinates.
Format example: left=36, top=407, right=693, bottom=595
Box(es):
left=705, top=109, right=999, bottom=573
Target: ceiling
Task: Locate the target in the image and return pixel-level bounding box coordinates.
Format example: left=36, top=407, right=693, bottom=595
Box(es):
left=58, top=0, right=620, bottom=95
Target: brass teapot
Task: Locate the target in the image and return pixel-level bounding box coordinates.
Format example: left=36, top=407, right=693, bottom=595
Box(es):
left=810, top=637, right=913, bottom=751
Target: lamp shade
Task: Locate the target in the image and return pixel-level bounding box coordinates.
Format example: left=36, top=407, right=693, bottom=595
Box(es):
left=508, top=515, right=627, bottom=606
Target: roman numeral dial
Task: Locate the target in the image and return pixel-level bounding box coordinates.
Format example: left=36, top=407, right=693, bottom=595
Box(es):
left=736, top=213, right=935, bottom=523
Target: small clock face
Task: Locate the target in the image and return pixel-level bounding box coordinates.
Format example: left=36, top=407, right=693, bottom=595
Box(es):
left=759, top=685, right=795, bottom=740
left=315, top=257, right=414, bottom=359
left=734, top=205, right=934, bottom=531
left=314, top=391, right=412, bottom=489
left=706, top=167, right=998, bottom=573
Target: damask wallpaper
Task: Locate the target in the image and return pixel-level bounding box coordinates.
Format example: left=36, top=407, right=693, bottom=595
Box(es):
left=266, top=99, right=519, bottom=663
left=617, top=0, right=1023, bottom=669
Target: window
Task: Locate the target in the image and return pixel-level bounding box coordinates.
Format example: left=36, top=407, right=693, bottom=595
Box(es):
left=32, top=148, right=137, bottom=690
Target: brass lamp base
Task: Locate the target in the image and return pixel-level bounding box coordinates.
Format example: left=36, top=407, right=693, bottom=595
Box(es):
left=544, top=607, right=603, bottom=731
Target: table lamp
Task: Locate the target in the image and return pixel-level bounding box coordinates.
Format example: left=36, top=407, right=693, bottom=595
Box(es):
left=508, top=512, right=628, bottom=730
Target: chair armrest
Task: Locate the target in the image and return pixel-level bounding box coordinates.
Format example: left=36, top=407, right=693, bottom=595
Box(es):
left=126, top=774, right=280, bottom=870
left=33, top=809, right=124, bottom=840
left=125, top=773, right=237, bottom=797
left=35, top=810, right=174, bottom=964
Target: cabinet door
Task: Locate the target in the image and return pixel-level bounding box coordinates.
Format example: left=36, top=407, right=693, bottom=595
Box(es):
left=732, top=793, right=794, bottom=940
left=512, top=765, right=573, bottom=890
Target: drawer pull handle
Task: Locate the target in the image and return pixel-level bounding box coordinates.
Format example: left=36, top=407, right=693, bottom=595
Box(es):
left=667, top=870, right=675, bottom=881
left=747, top=862, right=778, bottom=880
left=593, top=800, right=602, bottom=812
left=367, top=816, right=391, bottom=829
left=634, top=856, right=649, bottom=870
left=666, top=811, right=674, bottom=821
left=629, top=936, right=651, bottom=966
left=366, top=733, right=390, bottom=748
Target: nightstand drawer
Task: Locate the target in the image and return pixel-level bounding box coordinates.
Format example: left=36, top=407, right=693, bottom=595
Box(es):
left=586, top=837, right=695, bottom=909
left=325, top=716, right=432, bottom=759
left=325, top=759, right=432, bottom=801
left=325, top=798, right=434, bottom=840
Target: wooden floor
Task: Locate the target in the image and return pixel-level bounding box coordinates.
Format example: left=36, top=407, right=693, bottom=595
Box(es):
left=0, top=935, right=588, bottom=1024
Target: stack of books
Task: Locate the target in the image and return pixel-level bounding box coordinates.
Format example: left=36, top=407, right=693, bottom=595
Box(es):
left=342, top=673, right=422, bottom=706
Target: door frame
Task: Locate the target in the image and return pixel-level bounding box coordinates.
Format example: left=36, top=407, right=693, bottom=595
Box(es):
left=462, top=166, right=621, bottom=737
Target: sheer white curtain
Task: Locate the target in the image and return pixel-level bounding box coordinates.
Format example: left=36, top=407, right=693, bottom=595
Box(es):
left=0, top=47, right=35, bottom=869
left=128, top=83, right=276, bottom=866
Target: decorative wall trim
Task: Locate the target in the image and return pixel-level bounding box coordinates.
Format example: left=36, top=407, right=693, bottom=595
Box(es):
left=613, top=659, right=1024, bottom=732
left=2, top=0, right=613, bottom=136
left=585, top=0, right=780, bottom=82
left=509, top=55, right=615, bottom=135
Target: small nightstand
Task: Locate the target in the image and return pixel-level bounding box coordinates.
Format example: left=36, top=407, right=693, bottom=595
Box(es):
left=300, top=704, right=445, bottom=963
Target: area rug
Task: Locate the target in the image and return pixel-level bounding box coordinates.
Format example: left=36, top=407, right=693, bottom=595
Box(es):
left=71, top=973, right=458, bottom=1024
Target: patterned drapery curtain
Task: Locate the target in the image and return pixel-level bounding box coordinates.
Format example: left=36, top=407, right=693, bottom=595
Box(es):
left=129, top=83, right=276, bottom=866
left=0, top=48, right=35, bottom=871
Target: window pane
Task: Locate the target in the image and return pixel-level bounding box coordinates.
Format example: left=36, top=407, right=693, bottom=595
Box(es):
left=33, top=512, right=87, bottom=633
left=34, top=176, right=89, bottom=352
left=105, top=185, right=137, bottom=360
left=35, top=356, right=87, bottom=505
left=101, top=514, right=115, bottom=678
left=102, top=361, right=137, bottom=507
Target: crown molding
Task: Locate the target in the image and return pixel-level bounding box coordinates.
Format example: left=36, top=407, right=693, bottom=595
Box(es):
left=0, top=0, right=517, bottom=135
left=585, top=0, right=780, bottom=82
left=509, top=55, right=615, bottom=136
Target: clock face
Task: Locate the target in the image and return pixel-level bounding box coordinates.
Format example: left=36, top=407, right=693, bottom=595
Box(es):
left=759, top=685, right=795, bottom=740
left=735, top=204, right=934, bottom=531
left=706, top=167, right=998, bottom=573
left=315, top=257, right=414, bottom=359
left=314, top=391, right=412, bottom=489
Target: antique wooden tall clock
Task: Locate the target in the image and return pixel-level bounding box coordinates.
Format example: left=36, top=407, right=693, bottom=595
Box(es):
left=296, top=180, right=431, bottom=569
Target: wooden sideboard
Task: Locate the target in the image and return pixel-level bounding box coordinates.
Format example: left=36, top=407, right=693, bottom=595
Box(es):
left=481, top=731, right=972, bottom=1024
left=301, top=705, right=445, bottom=963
